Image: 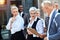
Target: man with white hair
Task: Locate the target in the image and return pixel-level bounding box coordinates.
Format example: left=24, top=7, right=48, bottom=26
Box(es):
left=41, top=1, right=60, bottom=40
left=6, top=6, right=25, bottom=40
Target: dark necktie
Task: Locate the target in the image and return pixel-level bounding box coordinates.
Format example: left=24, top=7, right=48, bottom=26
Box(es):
left=45, top=17, right=50, bottom=28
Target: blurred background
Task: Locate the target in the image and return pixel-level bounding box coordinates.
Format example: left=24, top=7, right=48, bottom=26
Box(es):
left=0, top=0, right=60, bottom=40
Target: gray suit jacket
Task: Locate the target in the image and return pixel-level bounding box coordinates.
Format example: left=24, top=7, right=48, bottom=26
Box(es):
left=49, top=10, right=60, bottom=40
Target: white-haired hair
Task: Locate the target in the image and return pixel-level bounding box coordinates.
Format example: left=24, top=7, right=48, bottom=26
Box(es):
left=29, top=7, right=37, bottom=12
left=11, top=6, right=18, bottom=11
left=41, top=1, right=52, bottom=7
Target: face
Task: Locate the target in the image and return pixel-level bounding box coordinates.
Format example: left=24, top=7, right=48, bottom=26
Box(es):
left=11, top=9, right=18, bottom=16
left=19, top=5, right=23, bottom=12
left=44, top=4, right=54, bottom=16
left=35, top=12, right=40, bottom=17
left=41, top=6, right=47, bottom=14
left=54, top=3, right=58, bottom=10
left=30, top=10, right=35, bottom=18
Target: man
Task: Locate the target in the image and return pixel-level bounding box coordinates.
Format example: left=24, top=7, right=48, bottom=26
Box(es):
left=6, top=6, right=25, bottom=40
left=27, top=7, right=44, bottom=40
left=41, top=1, right=60, bottom=40
left=18, top=5, right=29, bottom=39
left=18, top=5, right=29, bottom=27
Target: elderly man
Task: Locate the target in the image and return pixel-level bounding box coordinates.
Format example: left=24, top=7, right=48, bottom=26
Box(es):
left=41, top=1, right=60, bottom=40
left=6, top=6, right=25, bottom=40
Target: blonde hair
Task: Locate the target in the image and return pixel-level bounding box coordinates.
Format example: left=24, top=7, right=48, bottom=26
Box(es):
left=36, top=9, right=40, bottom=14
left=11, top=6, right=18, bottom=11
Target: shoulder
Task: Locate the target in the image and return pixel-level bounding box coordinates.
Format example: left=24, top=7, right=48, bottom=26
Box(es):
left=24, top=13, right=29, bottom=16
left=18, top=15, right=24, bottom=20
left=55, top=13, right=60, bottom=19
left=8, top=17, right=12, bottom=21
left=37, top=19, right=42, bottom=24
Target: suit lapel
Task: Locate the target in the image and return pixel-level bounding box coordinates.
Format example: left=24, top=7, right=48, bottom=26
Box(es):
left=50, top=10, right=56, bottom=27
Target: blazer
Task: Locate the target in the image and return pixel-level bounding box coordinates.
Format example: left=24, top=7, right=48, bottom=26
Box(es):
left=22, top=12, right=29, bottom=27
left=48, top=10, right=60, bottom=40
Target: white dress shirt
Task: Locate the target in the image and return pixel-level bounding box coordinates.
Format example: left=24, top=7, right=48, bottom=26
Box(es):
left=27, top=17, right=44, bottom=37
left=20, top=12, right=23, bottom=17
left=6, top=14, right=24, bottom=34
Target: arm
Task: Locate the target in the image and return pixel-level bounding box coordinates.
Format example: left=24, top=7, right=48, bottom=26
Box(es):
left=36, top=20, right=44, bottom=38
left=36, top=20, right=44, bottom=34
left=6, top=18, right=11, bottom=30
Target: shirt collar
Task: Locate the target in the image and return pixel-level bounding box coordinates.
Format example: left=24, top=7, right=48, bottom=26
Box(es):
left=34, top=17, right=37, bottom=21
left=21, top=12, right=23, bottom=15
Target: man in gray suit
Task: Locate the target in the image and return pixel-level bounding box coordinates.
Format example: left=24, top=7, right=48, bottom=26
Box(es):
left=41, top=1, right=60, bottom=40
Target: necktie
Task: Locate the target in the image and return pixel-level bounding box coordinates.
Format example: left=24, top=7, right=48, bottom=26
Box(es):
left=45, top=17, right=50, bottom=28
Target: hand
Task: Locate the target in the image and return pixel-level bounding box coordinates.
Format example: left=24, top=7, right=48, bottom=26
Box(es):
left=10, top=17, right=16, bottom=30
left=11, top=17, right=16, bottom=23
left=39, top=34, right=46, bottom=38
left=27, top=29, right=33, bottom=35
left=44, top=37, right=48, bottom=40
left=39, top=34, right=44, bottom=38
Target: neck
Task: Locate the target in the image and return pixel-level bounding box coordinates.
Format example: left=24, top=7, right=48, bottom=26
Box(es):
left=48, top=8, right=53, bottom=16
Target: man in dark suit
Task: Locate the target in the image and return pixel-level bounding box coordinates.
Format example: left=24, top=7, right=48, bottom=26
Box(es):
left=18, top=5, right=29, bottom=39
left=41, top=1, right=60, bottom=40
left=18, top=4, right=29, bottom=27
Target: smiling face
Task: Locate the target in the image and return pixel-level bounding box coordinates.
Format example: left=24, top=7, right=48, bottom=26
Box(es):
left=18, top=5, right=23, bottom=12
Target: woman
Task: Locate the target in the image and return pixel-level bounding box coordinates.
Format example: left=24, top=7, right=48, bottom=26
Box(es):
left=27, top=7, right=44, bottom=40
left=6, top=6, right=25, bottom=40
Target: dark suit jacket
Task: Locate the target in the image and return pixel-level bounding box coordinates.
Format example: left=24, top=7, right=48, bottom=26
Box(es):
left=22, top=12, right=29, bottom=28
left=48, top=10, right=60, bottom=40
left=20, top=12, right=30, bottom=38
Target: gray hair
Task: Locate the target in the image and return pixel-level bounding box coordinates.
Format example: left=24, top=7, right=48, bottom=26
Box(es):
left=11, top=6, right=18, bottom=11
left=41, top=1, right=52, bottom=7
left=29, top=7, right=37, bottom=13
